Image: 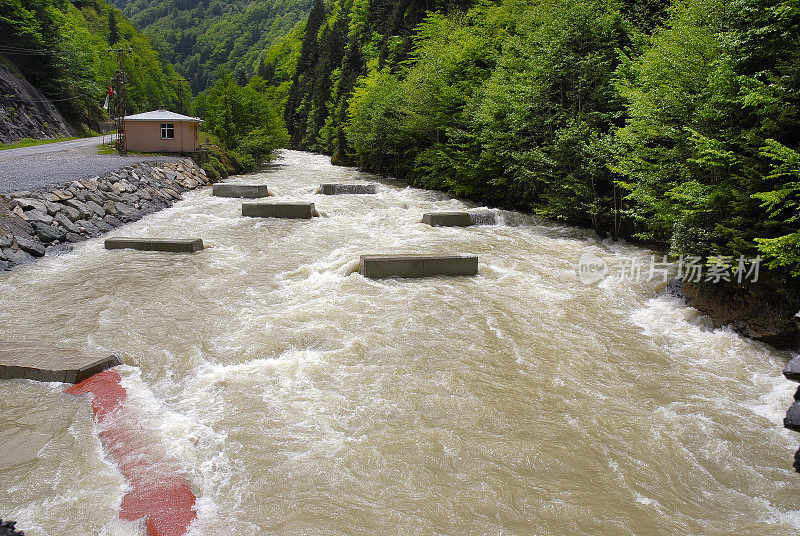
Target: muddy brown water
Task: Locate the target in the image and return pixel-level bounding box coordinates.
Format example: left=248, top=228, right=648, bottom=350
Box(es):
left=1, top=150, right=799, bottom=535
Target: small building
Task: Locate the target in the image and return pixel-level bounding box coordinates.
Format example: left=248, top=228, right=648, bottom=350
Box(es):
left=123, top=107, right=203, bottom=153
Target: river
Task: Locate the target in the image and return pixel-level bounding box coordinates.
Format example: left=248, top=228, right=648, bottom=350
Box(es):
left=1, top=150, right=799, bottom=535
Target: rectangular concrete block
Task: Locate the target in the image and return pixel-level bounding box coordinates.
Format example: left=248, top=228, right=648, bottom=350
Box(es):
left=0, top=343, right=121, bottom=384
left=423, top=211, right=497, bottom=227
left=320, top=183, right=378, bottom=195
left=359, top=254, right=478, bottom=279
left=212, top=184, right=269, bottom=198
left=242, top=202, right=316, bottom=219
left=105, top=237, right=204, bottom=253
left=468, top=211, right=497, bottom=225
left=423, top=212, right=473, bottom=227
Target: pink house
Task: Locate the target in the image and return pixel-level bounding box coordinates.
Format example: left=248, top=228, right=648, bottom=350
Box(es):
left=123, top=107, right=204, bottom=153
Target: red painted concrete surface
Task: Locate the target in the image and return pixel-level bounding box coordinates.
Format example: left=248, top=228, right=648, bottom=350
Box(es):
left=66, top=370, right=197, bottom=536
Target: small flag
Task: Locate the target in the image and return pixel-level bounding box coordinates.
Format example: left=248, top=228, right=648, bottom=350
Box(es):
left=103, top=84, right=115, bottom=110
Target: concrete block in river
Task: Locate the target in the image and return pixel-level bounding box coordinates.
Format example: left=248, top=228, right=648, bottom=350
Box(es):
left=320, top=183, right=377, bottom=195
left=0, top=343, right=121, bottom=384
left=212, top=184, right=270, bottom=198
left=422, top=211, right=496, bottom=227
left=242, top=202, right=316, bottom=219
left=359, top=254, right=479, bottom=279
left=786, top=401, right=800, bottom=432
left=784, top=355, right=800, bottom=382
left=105, top=237, right=204, bottom=253
left=423, top=212, right=473, bottom=227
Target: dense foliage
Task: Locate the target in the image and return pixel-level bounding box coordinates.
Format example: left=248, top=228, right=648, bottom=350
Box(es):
left=0, top=0, right=188, bottom=127
left=283, top=0, right=800, bottom=282
left=111, top=0, right=313, bottom=92
left=194, top=71, right=289, bottom=176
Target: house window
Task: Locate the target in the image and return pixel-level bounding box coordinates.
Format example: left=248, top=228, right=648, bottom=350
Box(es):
left=161, top=123, right=174, bottom=139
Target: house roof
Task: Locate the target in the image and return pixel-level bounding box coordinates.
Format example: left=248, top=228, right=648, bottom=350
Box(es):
left=123, top=109, right=204, bottom=123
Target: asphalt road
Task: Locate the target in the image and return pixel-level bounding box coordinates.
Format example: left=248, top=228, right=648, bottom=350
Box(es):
left=0, top=136, right=183, bottom=193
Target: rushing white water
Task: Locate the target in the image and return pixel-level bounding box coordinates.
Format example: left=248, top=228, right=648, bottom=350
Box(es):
left=1, top=150, right=799, bottom=535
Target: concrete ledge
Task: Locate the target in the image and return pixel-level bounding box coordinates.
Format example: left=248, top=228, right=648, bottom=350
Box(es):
left=359, top=254, right=478, bottom=279
left=212, top=184, right=269, bottom=198
left=105, top=237, right=204, bottom=252
left=0, top=344, right=121, bottom=384
left=784, top=355, right=800, bottom=382
left=469, top=211, right=497, bottom=225
left=320, top=184, right=378, bottom=195
left=242, top=202, right=316, bottom=219
left=786, top=401, right=800, bottom=432
left=423, top=211, right=496, bottom=227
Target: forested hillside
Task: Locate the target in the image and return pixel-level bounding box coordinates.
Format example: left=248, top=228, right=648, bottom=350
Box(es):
left=111, top=0, right=313, bottom=91
left=1, top=0, right=189, bottom=129
left=283, top=0, right=800, bottom=287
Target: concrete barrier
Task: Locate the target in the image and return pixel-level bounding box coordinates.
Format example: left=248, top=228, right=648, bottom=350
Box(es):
left=423, top=212, right=473, bottom=227
left=105, top=237, right=204, bottom=253
left=242, top=202, right=316, bottom=219
left=320, top=184, right=378, bottom=195
left=0, top=343, right=121, bottom=383
left=786, top=401, right=800, bottom=432
left=422, top=211, right=496, bottom=227
left=469, top=211, right=497, bottom=225
left=359, top=254, right=478, bottom=279
left=212, top=184, right=269, bottom=198
left=785, top=355, right=800, bottom=382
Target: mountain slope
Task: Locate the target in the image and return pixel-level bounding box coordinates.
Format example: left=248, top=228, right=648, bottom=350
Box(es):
left=1, top=0, right=189, bottom=129
left=111, top=0, right=314, bottom=91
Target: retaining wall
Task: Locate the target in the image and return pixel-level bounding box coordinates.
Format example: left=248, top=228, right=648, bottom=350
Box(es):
left=0, top=159, right=211, bottom=270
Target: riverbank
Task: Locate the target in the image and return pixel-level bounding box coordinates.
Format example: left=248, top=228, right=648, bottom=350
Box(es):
left=668, top=278, right=800, bottom=350
left=0, top=158, right=212, bottom=270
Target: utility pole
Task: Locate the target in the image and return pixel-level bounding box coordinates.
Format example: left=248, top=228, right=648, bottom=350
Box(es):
left=109, top=46, right=132, bottom=153
left=167, top=76, right=191, bottom=114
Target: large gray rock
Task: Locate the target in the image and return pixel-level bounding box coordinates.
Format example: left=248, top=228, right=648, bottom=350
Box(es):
left=75, top=219, right=100, bottom=237
left=784, top=356, right=800, bottom=382
left=785, top=401, right=800, bottom=433
left=93, top=219, right=112, bottom=233
left=0, top=231, right=12, bottom=249
left=58, top=204, right=82, bottom=222
left=23, top=209, right=53, bottom=225
left=33, top=222, right=65, bottom=244
left=14, top=198, right=48, bottom=214
left=53, top=211, right=81, bottom=233
left=86, top=200, right=106, bottom=218
left=0, top=247, right=33, bottom=264
left=0, top=260, right=9, bottom=271
left=15, top=237, right=45, bottom=257
left=0, top=518, right=25, bottom=536
left=65, top=199, right=92, bottom=219
left=103, top=215, right=123, bottom=228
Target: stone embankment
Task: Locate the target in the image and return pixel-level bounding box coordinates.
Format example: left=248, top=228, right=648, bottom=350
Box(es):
left=0, top=159, right=211, bottom=270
